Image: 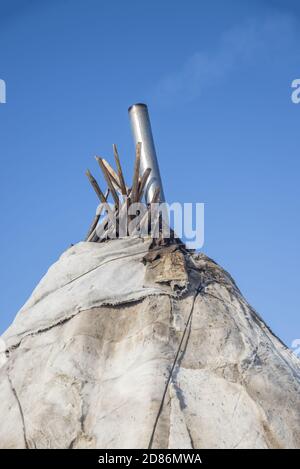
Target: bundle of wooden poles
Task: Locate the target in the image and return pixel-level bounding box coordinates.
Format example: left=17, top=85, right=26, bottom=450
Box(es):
left=85, top=142, right=171, bottom=245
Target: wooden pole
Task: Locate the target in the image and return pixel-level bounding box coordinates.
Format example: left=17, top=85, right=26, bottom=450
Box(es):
left=113, top=144, right=127, bottom=196
left=85, top=189, right=109, bottom=241
left=85, top=170, right=107, bottom=203
left=101, top=158, right=123, bottom=193
left=138, top=167, right=151, bottom=201
left=131, top=142, right=141, bottom=203
left=95, top=157, right=120, bottom=206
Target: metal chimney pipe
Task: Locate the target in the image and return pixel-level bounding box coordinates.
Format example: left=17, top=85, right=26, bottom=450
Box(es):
left=128, top=103, right=165, bottom=203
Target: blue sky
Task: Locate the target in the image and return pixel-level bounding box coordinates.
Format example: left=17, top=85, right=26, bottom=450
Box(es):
left=0, top=0, right=299, bottom=347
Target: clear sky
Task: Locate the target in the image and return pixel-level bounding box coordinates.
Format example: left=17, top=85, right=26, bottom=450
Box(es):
left=0, top=0, right=299, bottom=348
